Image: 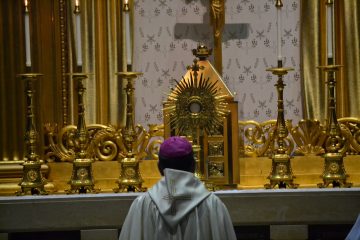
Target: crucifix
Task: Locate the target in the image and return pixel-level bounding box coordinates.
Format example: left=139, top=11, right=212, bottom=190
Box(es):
left=174, top=0, right=249, bottom=75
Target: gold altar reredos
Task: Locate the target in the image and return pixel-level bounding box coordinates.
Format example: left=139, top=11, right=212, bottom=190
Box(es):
left=1, top=118, right=360, bottom=194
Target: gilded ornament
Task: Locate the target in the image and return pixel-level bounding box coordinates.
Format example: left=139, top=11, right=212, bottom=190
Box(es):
left=329, top=162, right=340, bottom=174
left=27, top=170, right=38, bottom=182
left=317, top=64, right=351, bottom=188
left=291, top=119, right=326, bottom=155
left=264, top=67, right=297, bottom=189
left=164, top=66, right=228, bottom=135
left=276, top=163, right=287, bottom=176
left=16, top=73, right=48, bottom=195
left=77, top=168, right=88, bottom=180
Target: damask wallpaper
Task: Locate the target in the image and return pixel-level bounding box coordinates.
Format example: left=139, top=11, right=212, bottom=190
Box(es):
left=133, top=0, right=302, bottom=127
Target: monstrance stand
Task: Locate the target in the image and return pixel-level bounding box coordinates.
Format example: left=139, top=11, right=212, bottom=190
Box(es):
left=66, top=73, right=99, bottom=194
left=114, top=72, right=145, bottom=192
left=317, top=65, right=352, bottom=188
left=264, top=67, right=298, bottom=189
left=16, top=73, right=48, bottom=195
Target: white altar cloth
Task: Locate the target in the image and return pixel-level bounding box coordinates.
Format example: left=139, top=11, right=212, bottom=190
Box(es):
left=0, top=188, right=359, bottom=232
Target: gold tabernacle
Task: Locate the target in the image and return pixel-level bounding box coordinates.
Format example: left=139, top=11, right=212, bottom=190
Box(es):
left=164, top=45, right=239, bottom=187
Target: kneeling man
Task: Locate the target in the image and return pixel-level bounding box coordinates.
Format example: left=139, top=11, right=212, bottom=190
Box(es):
left=119, top=136, right=236, bottom=240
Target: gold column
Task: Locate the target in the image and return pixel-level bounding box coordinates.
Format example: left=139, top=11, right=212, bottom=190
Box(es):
left=95, top=0, right=109, bottom=124
left=0, top=0, right=27, bottom=162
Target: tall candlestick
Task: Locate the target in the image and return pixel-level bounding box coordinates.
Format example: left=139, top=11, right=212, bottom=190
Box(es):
left=275, top=0, right=283, bottom=65
left=24, top=0, right=31, bottom=67
left=74, top=0, right=82, bottom=67
left=326, top=1, right=333, bottom=59
left=124, top=0, right=132, bottom=67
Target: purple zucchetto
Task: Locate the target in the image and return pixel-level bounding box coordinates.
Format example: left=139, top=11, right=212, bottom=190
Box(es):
left=159, top=136, right=193, bottom=158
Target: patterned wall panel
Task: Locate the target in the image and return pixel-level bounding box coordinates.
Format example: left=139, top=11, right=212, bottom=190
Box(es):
left=133, top=0, right=302, bottom=128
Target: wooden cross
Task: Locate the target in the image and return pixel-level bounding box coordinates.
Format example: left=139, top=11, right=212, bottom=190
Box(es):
left=174, top=1, right=249, bottom=76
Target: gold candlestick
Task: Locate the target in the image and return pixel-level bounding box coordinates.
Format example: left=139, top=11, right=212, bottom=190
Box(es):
left=265, top=67, right=298, bottom=189
left=16, top=73, right=48, bottom=195
left=317, top=65, right=352, bottom=188
left=66, top=73, right=99, bottom=194
left=114, top=72, right=145, bottom=192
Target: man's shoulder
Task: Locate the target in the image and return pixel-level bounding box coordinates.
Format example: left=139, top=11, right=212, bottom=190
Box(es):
left=134, top=192, right=152, bottom=202
left=200, top=192, right=224, bottom=206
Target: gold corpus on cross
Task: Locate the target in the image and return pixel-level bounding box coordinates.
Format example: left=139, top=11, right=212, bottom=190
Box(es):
left=210, top=0, right=225, bottom=75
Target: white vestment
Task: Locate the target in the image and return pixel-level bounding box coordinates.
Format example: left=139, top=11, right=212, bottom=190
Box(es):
left=119, top=168, right=237, bottom=240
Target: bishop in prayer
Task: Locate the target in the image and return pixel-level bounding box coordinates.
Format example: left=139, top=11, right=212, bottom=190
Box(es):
left=119, top=136, right=237, bottom=240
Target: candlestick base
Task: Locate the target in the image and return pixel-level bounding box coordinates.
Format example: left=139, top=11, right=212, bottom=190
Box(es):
left=114, top=156, right=145, bottom=193
left=16, top=160, right=48, bottom=196
left=66, top=158, right=100, bottom=194
left=317, top=153, right=352, bottom=188
left=264, top=154, right=298, bottom=189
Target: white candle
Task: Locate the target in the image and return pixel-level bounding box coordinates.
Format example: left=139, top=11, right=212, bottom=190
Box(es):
left=124, top=0, right=132, bottom=66
left=75, top=0, right=82, bottom=67
left=24, top=0, right=31, bottom=67
left=326, top=4, right=333, bottom=59
left=276, top=7, right=282, bottom=62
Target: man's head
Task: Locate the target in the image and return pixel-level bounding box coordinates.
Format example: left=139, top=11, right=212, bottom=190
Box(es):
left=158, top=136, right=195, bottom=175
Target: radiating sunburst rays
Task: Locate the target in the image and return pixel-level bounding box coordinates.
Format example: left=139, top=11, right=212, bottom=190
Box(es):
left=164, top=72, right=229, bottom=134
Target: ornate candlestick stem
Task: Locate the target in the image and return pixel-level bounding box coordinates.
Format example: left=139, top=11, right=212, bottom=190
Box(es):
left=191, top=128, right=205, bottom=180
left=114, top=72, right=145, bottom=192
left=66, top=73, right=99, bottom=194
left=317, top=65, right=352, bottom=188
left=265, top=67, right=298, bottom=189
left=16, top=73, right=48, bottom=195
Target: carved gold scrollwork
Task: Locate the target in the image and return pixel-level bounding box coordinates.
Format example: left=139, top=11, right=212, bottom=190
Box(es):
left=133, top=125, right=151, bottom=160
left=146, top=124, right=164, bottom=159
left=46, top=123, right=165, bottom=162
left=291, top=119, right=326, bottom=156
left=239, top=120, right=276, bottom=157
left=91, top=125, right=119, bottom=161
left=45, top=124, right=108, bottom=162
left=239, top=119, right=293, bottom=157
left=275, top=120, right=294, bottom=155
left=339, top=117, right=360, bottom=155
left=45, top=123, right=76, bottom=162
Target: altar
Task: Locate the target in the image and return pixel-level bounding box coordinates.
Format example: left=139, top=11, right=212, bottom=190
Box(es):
left=0, top=188, right=359, bottom=240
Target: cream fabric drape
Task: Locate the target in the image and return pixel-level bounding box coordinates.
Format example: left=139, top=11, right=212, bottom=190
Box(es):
left=67, top=0, right=126, bottom=125
left=301, top=0, right=360, bottom=121
left=0, top=0, right=127, bottom=161
left=300, top=0, right=326, bottom=121
left=343, top=1, right=360, bottom=117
